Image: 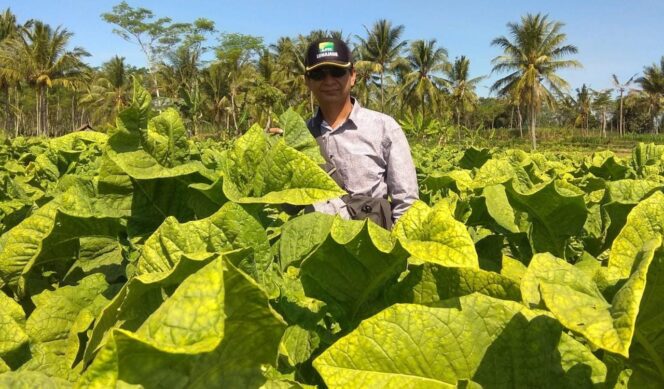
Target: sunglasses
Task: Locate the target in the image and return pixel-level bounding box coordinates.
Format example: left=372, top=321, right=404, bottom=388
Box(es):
left=306, top=67, right=349, bottom=80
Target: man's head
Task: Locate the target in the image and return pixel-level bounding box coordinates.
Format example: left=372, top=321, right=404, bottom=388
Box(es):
left=304, top=38, right=356, bottom=106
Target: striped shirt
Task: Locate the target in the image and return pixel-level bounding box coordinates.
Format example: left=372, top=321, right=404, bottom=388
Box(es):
left=307, top=98, right=419, bottom=221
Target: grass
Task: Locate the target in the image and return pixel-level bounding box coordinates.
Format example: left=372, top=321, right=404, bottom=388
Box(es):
left=414, top=126, right=664, bottom=156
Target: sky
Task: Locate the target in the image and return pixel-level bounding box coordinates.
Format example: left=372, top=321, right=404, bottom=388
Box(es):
left=6, top=0, right=664, bottom=97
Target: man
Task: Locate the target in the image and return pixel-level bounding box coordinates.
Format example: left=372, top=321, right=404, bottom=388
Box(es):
left=276, top=38, right=419, bottom=228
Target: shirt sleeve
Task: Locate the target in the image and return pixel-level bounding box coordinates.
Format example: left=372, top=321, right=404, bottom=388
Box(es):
left=384, top=124, right=419, bottom=221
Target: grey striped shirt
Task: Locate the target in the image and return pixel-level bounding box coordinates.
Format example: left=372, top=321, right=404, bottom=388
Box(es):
left=307, top=98, right=419, bottom=221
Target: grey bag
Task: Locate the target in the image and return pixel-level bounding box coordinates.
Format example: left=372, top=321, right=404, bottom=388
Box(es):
left=342, top=194, right=393, bottom=229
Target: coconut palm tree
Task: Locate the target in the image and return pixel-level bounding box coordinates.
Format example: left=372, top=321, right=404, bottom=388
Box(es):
left=612, top=73, right=638, bottom=137
left=81, top=56, right=130, bottom=124
left=444, top=56, right=484, bottom=127
left=400, top=39, right=449, bottom=117
left=592, top=89, right=612, bottom=137
left=356, top=19, right=407, bottom=111
left=574, top=84, right=592, bottom=134
left=352, top=59, right=379, bottom=108
left=201, top=62, right=230, bottom=129
left=270, top=37, right=306, bottom=107
left=491, top=13, right=580, bottom=149
left=0, top=8, right=17, bottom=133
left=636, top=57, right=664, bottom=134
left=160, top=44, right=202, bottom=96
left=0, top=20, right=89, bottom=136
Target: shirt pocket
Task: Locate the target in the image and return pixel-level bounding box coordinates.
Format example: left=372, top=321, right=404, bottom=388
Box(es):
left=338, top=152, right=385, bottom=186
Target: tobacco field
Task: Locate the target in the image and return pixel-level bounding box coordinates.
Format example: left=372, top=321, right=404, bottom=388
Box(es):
left=0, top=82, right=663, bottom=388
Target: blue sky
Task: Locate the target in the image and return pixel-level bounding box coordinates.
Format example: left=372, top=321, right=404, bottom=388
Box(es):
left=6, top=0, right=664, bottom=97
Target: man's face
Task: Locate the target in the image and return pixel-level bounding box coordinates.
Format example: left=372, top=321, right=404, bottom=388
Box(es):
left=305, top=66, right=356, bottom=106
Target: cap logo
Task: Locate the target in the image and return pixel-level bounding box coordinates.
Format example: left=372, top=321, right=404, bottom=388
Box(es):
left=319, top=42, right=335, bottom=52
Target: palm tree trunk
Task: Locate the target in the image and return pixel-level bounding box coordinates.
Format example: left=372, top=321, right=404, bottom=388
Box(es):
left=56, top=93, right=61, bottom=136
left=71, top=94, right=76, bottom=131
left=602, top=110, right=607, bottom=138
left=44, top=88, right=49, bottom=137
left=2, top=85, right=9, bottom=135
left=231, top=95, right=238, bottom=135
left=530, top=103, right=537, bottom=150
left=265, top=106, right=272, bottom=132
left=509, top=106, right=514, bottom=132
left=619, top=92, right=624, bottom=137
left=14, top=86, right=20, bottom=137
left=36, top=89, right=40, bottom=137
left=150, top=72, right=161, bottom=111
left=380, top=70, right=384, bottom=112
left=652, top=112, right=657, bottom=134
left=517, top=106, right=523, bottom=138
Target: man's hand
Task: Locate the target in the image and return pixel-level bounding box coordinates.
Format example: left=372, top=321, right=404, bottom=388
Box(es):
left=267, top=127, right=284, bottom=135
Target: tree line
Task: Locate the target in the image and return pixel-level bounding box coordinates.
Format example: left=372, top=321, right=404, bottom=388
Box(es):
left=0, top=3, right=663, bottom=149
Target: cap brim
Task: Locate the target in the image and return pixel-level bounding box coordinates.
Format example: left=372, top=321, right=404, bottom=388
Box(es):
left=305, top=61, right=352, bottom=71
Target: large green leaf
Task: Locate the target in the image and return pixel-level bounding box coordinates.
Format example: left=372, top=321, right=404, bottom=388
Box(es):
left=483, top=184, right=519, bottom=233
left=0, top=371, right=71, bottom=388
left=586, top=151, right=631, bottom=180
left=83, top=252, right=218, bottom=363
left=78, top=256, right=286, bottom=388
left=604, top=191, right=664, bottom=383
left=82, top=248, right=249, bottom=363
left=106, top=133, right=203, bottom=180
left=601, top=180, right=662, bottom=250
left=107, top=81, right=204, bottom=180
left=314, top=294, right=606, bottom=388
left=57, top=179, right=130, bottom=219
left=523, top=246, right=659, bottom=358
left=0, top=291, right=28, bottom=369
left=136, top=201, right=272, bottom=287
left=63, top=237, right=125, bottom=284
left=0, top=201, right=59, bottom=290
left=631, top=143, right=664, bottom=178
left=609, top=191, right=664, bottom=279
left=628, top=245, right=664, bottom=387
left=222, top=125, right=344, bottom=204
left=17, top=343, right=82, bottom=383
left=392, top=200, right=478, bottom=267
left=144, top=108, right=190, bottom=167
left=459, top=147, right=491, bottom=170
left=387, top=262, right=522, bottom=305
left=279, top=325, right=321, bottom=367
left=279, top=212, right=336, bottom=271
left=0, top=188, right=124, bottom=295
left=521, top=253, right=601, bottom=308
left=187, top=177, right=228, bottom=218
left=505, top=179, right=587, bottom=258
left=419, top=170, right=474, bottom=204
left=279, top=108, right=325, bottom=164
left=26, top=274, right=113, bottom=354
left=126, top=177, right=202, bottom=239
left=472, top=158, right=531, bottom=189
left=298, top=217, right=409, bottom=327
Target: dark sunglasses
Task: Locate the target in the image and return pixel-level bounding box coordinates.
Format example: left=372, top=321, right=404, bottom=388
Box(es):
left=306, top=67, right=349, bottom=80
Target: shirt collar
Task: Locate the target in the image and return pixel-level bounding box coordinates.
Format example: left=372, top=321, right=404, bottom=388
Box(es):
left=313, top=97, right=361, bottom=132
left=347, top=97, right=362, bottom=126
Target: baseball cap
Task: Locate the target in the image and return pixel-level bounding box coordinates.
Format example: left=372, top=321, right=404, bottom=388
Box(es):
left=305, top=38, right=353, bottom=71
